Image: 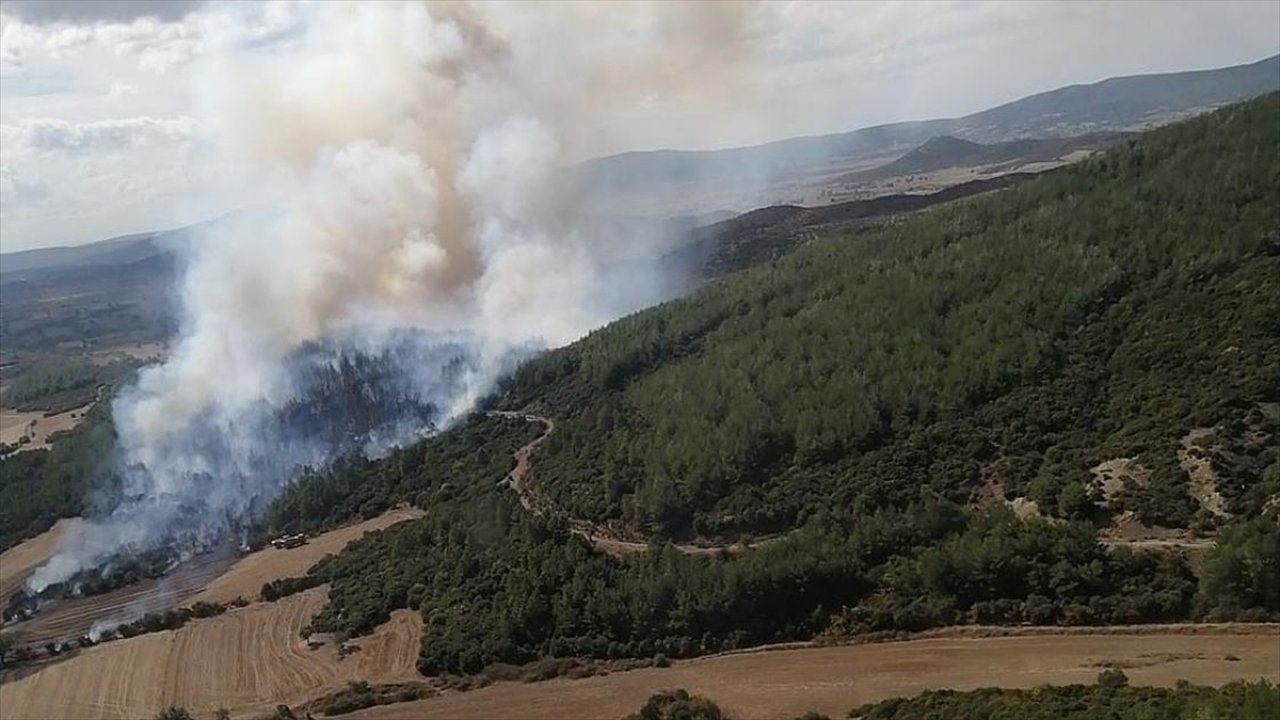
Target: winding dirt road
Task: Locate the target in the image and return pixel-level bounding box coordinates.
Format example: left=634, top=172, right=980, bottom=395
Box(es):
left=488, top=411, right=761, bottom=557
left=492, top=411, right=1221, bottom=559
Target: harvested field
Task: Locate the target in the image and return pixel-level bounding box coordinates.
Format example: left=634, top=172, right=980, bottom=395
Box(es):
left=348, top=632, right=1280, bottom=720
left=194, top=505, right=424, bottom=604
left=0, top=403, right=92, bottom=453
left=0, top=587, right=423, bottom=720
left=2, top=550, right=239, bottom=648
left=0, top=507, right=423, bottom=648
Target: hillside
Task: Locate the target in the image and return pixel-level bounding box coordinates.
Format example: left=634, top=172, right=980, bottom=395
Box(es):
left=837, top=133, right=1127, bottom=183
left=253, top=95, right=1280, bottom=678
left=0, top=229, right=183, bottom=277
left=0, top=225, right=196, bottom=364
left=669, top=171, right=1045, bottom=278
left=504, top=93, right=1279, bottom=540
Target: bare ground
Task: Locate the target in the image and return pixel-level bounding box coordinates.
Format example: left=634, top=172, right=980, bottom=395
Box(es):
left=1180, top=428, right=1227, bottom=517
left=347, top=631, right=1280, bottom=720
left=0, top=518, right=85, bottom=602
left=193, top=505, right=425, bottom=605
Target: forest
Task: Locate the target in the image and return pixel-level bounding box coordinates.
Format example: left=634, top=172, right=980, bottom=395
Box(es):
left=498, top=93, right=1279, bottom=540
left=0, top=403, right=116, bottom=550
left=255, top=95, right=1280, bottom=676
left=267, top=473, right=1277, bottom=675
left=0, top=358, right=134, bottom=414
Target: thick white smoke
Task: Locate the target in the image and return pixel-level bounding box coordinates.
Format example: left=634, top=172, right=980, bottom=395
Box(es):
left=29, top=1, right=759, bottom=591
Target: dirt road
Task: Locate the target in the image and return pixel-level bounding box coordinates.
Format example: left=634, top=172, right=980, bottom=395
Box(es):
left=488, top=411, right=765, bottom=558
left=348, top=630, right=1280, bottom=720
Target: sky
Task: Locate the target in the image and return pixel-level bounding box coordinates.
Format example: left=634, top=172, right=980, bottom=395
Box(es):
left=1, top=0, right=1277, bottom=253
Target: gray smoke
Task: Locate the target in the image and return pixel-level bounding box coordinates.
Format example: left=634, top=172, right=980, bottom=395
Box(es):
left=28, top=1, right=760, bottom=591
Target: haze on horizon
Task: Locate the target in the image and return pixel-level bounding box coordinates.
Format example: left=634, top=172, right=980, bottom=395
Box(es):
left=0, top=0, right=1278, bottom=253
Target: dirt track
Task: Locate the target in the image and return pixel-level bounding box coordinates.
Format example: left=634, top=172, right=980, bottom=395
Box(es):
left=489, top=411, right=767, bottom=557
left=348, top=631, right=1280, bottom=720
left=0, top=587, right=423, bottom=720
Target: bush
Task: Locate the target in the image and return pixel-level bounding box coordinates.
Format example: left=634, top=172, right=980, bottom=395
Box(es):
left=628, top=689, right=724, bottom=720
left=851, top=680, right=1280, bottom=719
left=1097, top=668, right=1129, bottom=689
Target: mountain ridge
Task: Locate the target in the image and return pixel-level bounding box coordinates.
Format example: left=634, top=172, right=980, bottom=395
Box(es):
left=579, top=54, right=1280, bottom=193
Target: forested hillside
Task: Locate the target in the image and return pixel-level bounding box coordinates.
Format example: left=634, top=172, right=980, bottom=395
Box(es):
left=0, top=405, right=116, bottom=551
left=501, top=93, right=1280, bottom=539
left=260, top=95, right=1280, bottom=677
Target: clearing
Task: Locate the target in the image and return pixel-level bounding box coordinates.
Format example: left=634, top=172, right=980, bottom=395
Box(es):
left=348, top=630, right=1280, bottom=720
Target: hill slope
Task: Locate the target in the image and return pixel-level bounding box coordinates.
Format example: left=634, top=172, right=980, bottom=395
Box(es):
left=250, top=95, right=1280, bottom=679
left=504, top=94, right=1280, bottom=538
left=838, top=133, right=1127, bottom=183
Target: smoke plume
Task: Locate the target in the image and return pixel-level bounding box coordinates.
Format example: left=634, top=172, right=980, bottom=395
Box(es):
left=29, top=1, right=760, bottom=591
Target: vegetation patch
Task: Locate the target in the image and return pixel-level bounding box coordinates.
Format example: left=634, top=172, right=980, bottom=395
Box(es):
left=849, top=676, right=1280, bottom=719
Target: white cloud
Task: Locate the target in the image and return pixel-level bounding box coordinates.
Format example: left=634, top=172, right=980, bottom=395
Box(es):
left=45, top=23, right=95, bottom=58
left=106, top=80, right=136, bottom=99
left=0, top=163, right=50, bottom=203
left=1, top=3, right=303, bottom=75
left=0, top=18, right=40, bottom=69
left=1, top=115, right=194, bottom=152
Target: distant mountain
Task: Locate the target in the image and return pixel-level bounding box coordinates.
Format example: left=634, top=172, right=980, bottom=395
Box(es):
left=0, top=223, right=200, bottom=278
left=579, top=54, right=1280, bottom=194
left=839, top=132, right=1129, bottom=183
left=669, top=171, right=1048, bottom=279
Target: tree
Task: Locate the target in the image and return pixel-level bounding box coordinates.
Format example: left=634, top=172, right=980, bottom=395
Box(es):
left=1057, top=482, right=1094, bottom=521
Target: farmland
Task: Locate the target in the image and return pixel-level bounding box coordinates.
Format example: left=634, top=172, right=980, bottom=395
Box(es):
left=0, top=588, right=422, bottom=720
left=346, top=630, right=1280, bottom=720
